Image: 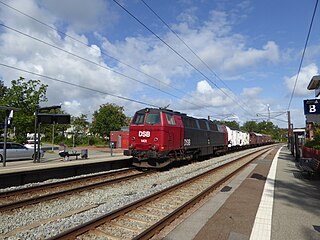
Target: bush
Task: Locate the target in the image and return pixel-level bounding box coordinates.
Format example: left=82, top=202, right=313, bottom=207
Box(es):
left=88, top=138, right=95, bottom=146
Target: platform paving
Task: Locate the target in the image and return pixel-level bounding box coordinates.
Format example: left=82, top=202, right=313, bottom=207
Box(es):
left=164, top=146, right=320, bottom=240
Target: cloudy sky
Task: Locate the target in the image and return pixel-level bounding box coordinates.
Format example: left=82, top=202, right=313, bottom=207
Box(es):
left=0, top=0, right=319, bottom=128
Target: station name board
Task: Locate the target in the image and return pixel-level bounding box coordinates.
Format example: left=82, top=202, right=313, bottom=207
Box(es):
left=304, top=99, right=320, bottom=115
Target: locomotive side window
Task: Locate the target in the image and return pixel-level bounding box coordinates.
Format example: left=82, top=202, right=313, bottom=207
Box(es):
left=133, top=113, right=145, bottom=125
left=183, top=117, right=197, bottom=128
left=146, top=113, right=161, bottom=125
left=198, top=120, right=208, bottom=130
left=209, top=122, right=218, bottom=131
left=165, top=113, right=176, bottom=125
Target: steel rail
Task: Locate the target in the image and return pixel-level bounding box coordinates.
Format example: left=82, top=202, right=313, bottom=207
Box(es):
left=0, top=170, right=152, bottom=211
left=0, top=168, right=135, bottom=198
left=48, top=146, right=275, bottom=240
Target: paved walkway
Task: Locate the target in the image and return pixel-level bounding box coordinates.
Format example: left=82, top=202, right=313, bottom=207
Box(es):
left=271, top=147, right=320, bottom=240
left=0, top=145, right=125, bottom=170
left=165, top=146, right=320, bottom=240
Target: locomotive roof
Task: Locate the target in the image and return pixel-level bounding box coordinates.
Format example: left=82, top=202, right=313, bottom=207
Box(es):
left=136, top=108, right=217, bottom=123
left=136, top=108, right=187, bottom=116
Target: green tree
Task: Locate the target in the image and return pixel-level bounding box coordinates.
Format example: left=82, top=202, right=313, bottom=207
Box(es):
left=71, top=114, right=90, bottom=145
left=0, top=77, right=48, bottom=142
left=241, top=121, right=259, bottom=132
left=212, top=120, right=240, bottom=129
left=257, top=121, right=276, bottom=134
left=72, top=114, right=89, bottom=134
left=91, top=103, right=127, bottom=139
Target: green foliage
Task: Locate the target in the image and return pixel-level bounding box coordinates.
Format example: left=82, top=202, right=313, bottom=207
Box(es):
left=88, top=137, right=95, bottom=146
left=0, top=77, right=48, bottom=142
left=304, top=128, right=320, bottom=149
left=91, top=103, right=127, bottom=138
left=212, top=120, right=240, bottom=129
left=241, top=121, right=258, bottom=132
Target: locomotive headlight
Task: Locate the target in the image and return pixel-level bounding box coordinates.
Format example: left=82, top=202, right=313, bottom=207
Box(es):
left=132, top=137, right=135, bottom=141
left=154, top=137, right=158, bottom=142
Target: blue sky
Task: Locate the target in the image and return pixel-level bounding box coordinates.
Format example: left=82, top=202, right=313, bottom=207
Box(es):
left=0, top=0, right=319, bottom=128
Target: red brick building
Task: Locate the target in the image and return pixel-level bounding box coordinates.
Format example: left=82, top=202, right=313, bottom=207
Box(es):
left=110, top=129, right=129, bottom=149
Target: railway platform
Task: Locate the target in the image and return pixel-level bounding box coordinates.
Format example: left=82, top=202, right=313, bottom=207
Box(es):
left=0, top=147, right=132, bottom=188
left=164, top=146, right=320, bottom=240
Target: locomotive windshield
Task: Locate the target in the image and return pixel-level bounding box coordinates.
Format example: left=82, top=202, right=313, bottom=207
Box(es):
left=146, top=113, right=161, bottom=125
left=132, top=113, right=145, bottom=125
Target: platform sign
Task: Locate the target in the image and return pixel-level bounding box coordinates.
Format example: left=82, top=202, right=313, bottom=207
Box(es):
left=38, top=114, right=70, bottom=124
left=304, top=99, right=320, bottom=115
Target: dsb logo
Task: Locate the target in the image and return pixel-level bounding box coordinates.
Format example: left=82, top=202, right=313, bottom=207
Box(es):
left=138, top=131, right=150, bottom=138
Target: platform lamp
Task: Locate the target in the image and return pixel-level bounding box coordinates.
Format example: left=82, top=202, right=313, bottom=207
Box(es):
left=0, top=106, right=20, bottom=167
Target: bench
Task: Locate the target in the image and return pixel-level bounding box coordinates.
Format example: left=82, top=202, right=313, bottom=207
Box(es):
left=59, top=151, right=81, bottom=160
left=298, top=158, right=320, bottom=179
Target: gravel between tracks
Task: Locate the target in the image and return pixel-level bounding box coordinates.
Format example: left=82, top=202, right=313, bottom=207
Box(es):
left=0, top=147, right=268, bottom=239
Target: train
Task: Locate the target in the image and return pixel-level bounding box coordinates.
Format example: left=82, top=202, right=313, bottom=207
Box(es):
left=123, top=108, right=272, bottom=168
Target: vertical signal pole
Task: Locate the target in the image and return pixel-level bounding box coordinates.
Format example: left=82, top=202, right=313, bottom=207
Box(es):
left=37, top=123, right=41, bottom=163
left=287, top=111, right=294, bottom=153
left=34, top=108, right=38, bottom=163
left=2, top=111, right=9, bottom=167
left=287, top=111, right=291, bottom=139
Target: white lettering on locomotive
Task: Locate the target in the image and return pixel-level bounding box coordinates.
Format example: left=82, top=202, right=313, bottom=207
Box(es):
left=141, top=139, right=147, bottom=143
left=184, top=138, right=191, bottom=146
left=138, top=131, right=151, bottom=138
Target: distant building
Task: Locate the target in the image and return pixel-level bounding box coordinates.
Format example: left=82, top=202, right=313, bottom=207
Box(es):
left=110, top=127, right=129, bottom=149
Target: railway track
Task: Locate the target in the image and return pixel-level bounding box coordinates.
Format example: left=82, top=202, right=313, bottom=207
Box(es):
left=0, top=168, right=151, bottom=211
left=49, top=147, right=273, bottom=240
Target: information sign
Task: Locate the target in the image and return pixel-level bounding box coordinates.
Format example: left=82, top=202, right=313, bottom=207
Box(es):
left=304, top=99, right=320, bottom=115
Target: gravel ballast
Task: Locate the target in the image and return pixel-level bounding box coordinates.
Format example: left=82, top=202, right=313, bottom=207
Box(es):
left=0, top=147, right=270, bottom=239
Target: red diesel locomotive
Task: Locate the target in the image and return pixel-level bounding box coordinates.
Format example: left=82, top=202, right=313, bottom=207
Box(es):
left=124, top=108, right=228, bottom=168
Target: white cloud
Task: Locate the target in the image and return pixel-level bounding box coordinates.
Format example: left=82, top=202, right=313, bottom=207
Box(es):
left=39, top=0, right=117, bottom=32
left=0, top=0, right=312, bottom=129
left=63, top=100, right=81, bottom=116
left=222, top=41, right=279, bottom=71
left=241, top=87, right=262, bottom=98
left=284, top=63, right=319, bottom=97
left=179, top=80, right=234, bottom=109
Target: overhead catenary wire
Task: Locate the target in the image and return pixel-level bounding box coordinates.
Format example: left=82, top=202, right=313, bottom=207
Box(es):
left=112, top=0, right=254, bottom=117
left=0, top=0, right=199, bottom=103
left=0, top=0, right=221, bottom=112
left=0, top=23, right=204, bottom=109
left=140, top=0, right=250, bottom=111
left=0, top=0, right=253, bottom=120
left=0, top=63, right=160, bottom=108
left=287, top=0, right=318, bottom=110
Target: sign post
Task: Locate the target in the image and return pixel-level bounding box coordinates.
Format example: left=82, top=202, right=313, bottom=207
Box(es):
left=0, top=107, right=20, bottom=167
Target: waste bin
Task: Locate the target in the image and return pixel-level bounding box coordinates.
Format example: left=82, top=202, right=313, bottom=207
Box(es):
left=81, top=149, right=88, bottom=159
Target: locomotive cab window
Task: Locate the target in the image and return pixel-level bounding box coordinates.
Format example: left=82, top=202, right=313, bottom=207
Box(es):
left=132, top=113, right=145, bottom=125
left=146, top=113, right=161, bottom=125
left=165, top=113, right=176, bottom=125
